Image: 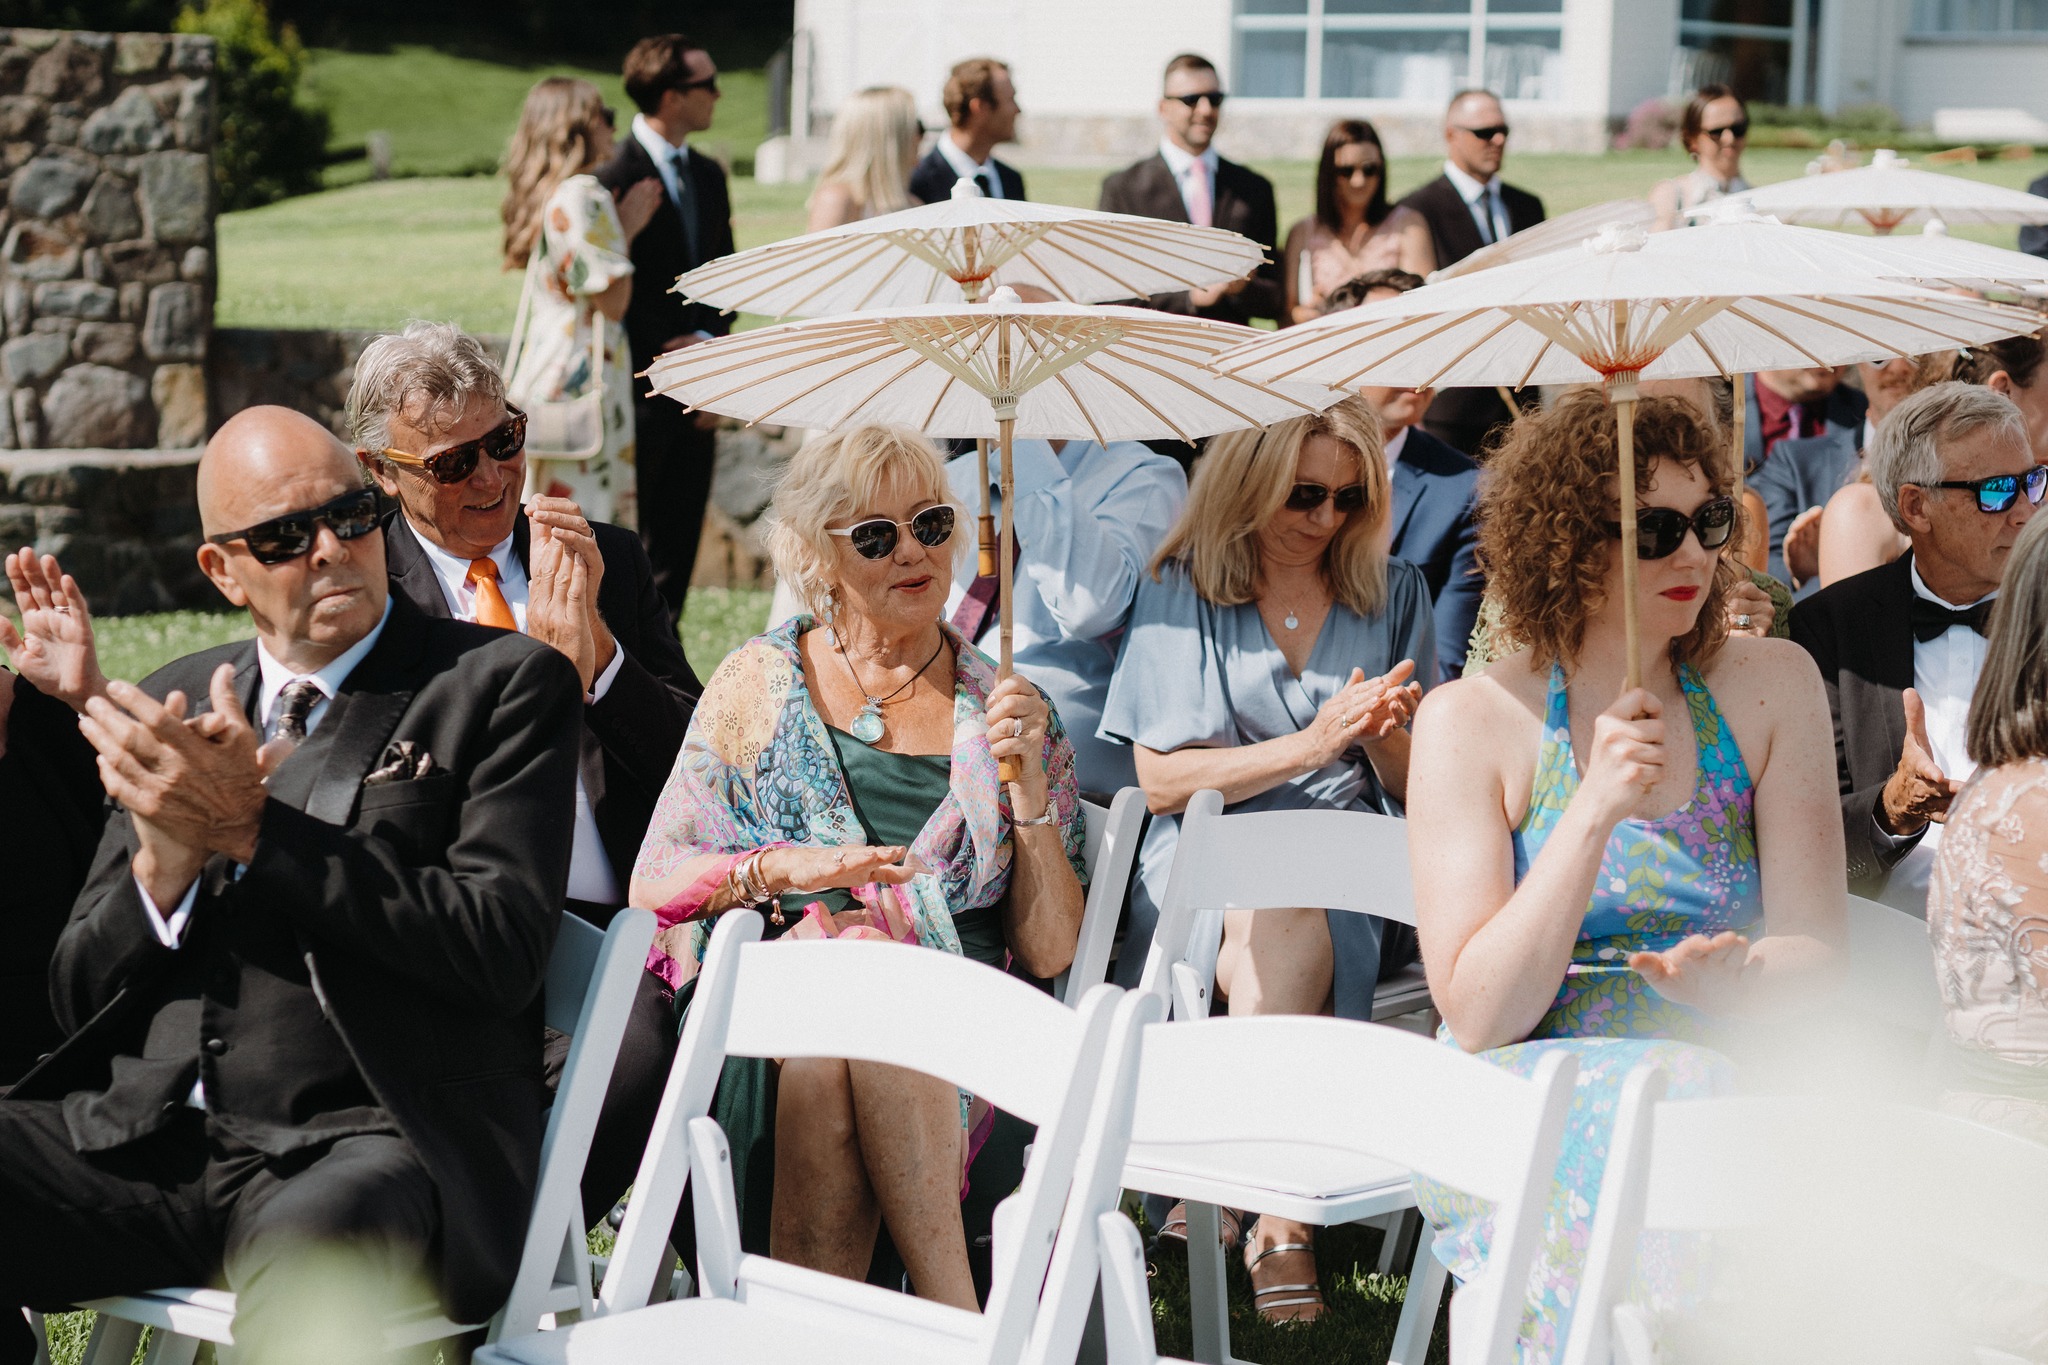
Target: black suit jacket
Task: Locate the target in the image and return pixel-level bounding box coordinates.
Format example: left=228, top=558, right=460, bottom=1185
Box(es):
left=909, top=145, right=1026, bottom=205
left=382, top=511, right=701, bottom=900
left=595, top=137, right=736, bottom=381
left=1399, top=174, right=1545, bottom=448
left=1788, top=554, right=1924, bottom=897
left=13, top=595, right=583, bottom=1322
left=2022, top=172, right=2048, bottom=258
left=0, top=674, right=106, bottom=1084
left=1097, top=153, right=1283, bottom=325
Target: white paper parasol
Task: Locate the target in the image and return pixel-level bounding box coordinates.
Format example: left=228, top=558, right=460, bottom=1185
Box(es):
left=1215, top=219, right=2038, bottom=688
left=1699, top=149, right=2048, bottom=234
left=647, top=288, right=1342, bottom=776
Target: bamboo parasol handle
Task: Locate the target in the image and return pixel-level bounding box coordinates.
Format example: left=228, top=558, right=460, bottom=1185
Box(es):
left=1617, top=395, right=1643, bottom=693
left=996, top=416, right=1021, bottom=785
left=975, top=437, right=998, bottom=578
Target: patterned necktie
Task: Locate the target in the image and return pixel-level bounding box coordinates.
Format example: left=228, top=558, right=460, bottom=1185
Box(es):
left=272, top=679, right=323, bottom=744
left=467, top=557, right=518, bottom=631
left=1185, top=156, right=1213, bottom=227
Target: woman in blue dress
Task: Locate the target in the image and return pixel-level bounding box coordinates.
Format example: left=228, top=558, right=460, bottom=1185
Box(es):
left=1100, top=397, right=1433, bottom=1321
left=1406, top=390, right=1846, bottom=1362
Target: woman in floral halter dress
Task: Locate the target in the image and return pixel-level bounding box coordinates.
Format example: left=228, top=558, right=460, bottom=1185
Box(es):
left=1405, top=391, right=1846, bottom=1363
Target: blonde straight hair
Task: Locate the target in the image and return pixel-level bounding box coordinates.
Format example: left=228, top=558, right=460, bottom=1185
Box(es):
left=501, top=77, right=610, bottom=269
left=1150, top=397, right=1392, bottom=616
left=810, top=86, right=921, bottom=220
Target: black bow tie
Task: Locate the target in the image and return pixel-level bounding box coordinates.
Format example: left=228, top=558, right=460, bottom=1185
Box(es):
left=1909, top=596, right=1992, bottom=643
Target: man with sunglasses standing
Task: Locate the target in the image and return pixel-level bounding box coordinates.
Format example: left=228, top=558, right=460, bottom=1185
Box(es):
left=347, top=322, right=702, bottom=1238
left=596, top=33, right=735, bottom=617
left=1791, top=382, right=2044, bottom=912
left=0, top=406, right=583, bottom=1364
left=1097, top=53, right=1283, bottom=327
left=1397, top=89, right=1546, bottom=456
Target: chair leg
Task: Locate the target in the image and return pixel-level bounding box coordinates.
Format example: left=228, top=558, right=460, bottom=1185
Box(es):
left=141, top=1330, right=200, bottom=1365
left=1184, top=1202, right=1232, bottom=1365
left=25, top=1311, right=49, bottom=1365
left=80, top=1315, right=145, bottom=1365
left=1389, top=1229, right=1449, bottom=1365
left=1374, top=1213, right=1402, bottom=1276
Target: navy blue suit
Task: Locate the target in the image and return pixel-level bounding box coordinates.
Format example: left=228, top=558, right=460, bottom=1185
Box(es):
left=1748, top=426, right=1861, bottom=597
left=1385, top=425, right=1482, bottom=683
left=1742, top=373, right=1866, bottom=474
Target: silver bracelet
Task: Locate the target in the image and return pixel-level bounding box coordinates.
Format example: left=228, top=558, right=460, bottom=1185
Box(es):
left=1013, top=804, right=1058, bottom=828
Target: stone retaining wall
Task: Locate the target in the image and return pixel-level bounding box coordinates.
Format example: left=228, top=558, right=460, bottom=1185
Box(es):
left=0, top=28, right=217, bottom=451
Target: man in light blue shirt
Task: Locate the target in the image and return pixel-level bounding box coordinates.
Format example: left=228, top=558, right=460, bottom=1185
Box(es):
left=944, top=438, right=1186, bottom=797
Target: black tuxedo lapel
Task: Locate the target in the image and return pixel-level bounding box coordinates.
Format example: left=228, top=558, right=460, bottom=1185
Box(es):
left=382, top=515, right=452, bottom=621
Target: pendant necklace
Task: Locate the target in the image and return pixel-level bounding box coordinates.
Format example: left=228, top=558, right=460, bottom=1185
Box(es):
left=837, top=631, right=946, bottom=745
left=1282, top=603, right=1301, bottom=631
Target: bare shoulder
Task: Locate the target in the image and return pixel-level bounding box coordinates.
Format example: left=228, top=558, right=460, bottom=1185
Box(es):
left=1417, top=646, right=1546, bottom=737
left=1702, top=634, right=1822, bottom=699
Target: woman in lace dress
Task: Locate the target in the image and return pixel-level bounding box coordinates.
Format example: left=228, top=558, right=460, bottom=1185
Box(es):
left=1929, top=509, right=2048, bottom=1144
left=1280, top=120, right=1434, bottom=324
left=1407, top=392, right=1845, bottom=1363
left=500, top=77, right=664, bottom=525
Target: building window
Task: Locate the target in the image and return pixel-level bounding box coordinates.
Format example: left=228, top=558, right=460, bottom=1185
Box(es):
left=1235, top=0, right=1564, bottom=101
left=1911, top=0, right=2048, bottom=32
left=1675, top=0, right=1813, bottom=106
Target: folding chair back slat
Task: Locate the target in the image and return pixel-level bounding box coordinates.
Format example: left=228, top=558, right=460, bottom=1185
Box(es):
left=1059, top=786, right=1146, bottom=1005
left=1842, top=893, right=1942, bottom=1031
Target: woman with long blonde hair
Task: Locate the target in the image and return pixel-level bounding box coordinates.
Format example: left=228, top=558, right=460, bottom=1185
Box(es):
left=807, top=85, right=923, bottom=231
left=1098, top=398, right=1432, bottom=1322
left=499, top=76, right=663, bottom=524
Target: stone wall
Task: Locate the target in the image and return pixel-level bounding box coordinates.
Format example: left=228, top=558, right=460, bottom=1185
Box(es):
left=0, top=29, right=215, bottom=451
left=0, top=446, right=206, bottom=612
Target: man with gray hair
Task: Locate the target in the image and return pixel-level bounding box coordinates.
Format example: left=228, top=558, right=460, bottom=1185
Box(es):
left=347, top=320, right=701, bottom=1231
left=1791, top=380, right=2045, bottom=910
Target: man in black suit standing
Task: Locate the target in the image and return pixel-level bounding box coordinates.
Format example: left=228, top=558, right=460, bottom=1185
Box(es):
left=1790, top=382, right=2039, bottom=911
left=0, top=406, right=582, bottom=1363
left=1397, top=89, right=1545, bottom=455
left=910, top=57, right=1025, bottom=204
left=349, top=322, right=698, bottom=1234
left=596, top=33, right=735, bottom=617
left=1097, top=53, right=1283, bottom=327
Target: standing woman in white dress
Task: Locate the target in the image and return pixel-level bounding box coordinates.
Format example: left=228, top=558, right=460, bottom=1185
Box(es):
left=500, top=77, right=664, bottom=526
left=1650, top=84, right=1751, bottom=231
left=807, top=85, right=923, bottom=232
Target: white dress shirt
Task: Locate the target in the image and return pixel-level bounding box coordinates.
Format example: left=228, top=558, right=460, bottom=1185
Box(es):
left=632, top=113, right=690, bottom=210
left=937, top=134, right=1006, bottom=199
left=1443, top=160, right=1510, bottom=247
left=410, top=521, right=625, bottom=905
left=1880, top=562, right=1993, bottom=913
left=1382, top=425, right=1410, bottom=470
left=1158, top=139, right=1221, bottom=223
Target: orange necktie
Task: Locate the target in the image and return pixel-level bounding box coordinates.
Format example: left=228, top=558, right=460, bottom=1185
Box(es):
left=467, top=557, right=518, bottom=631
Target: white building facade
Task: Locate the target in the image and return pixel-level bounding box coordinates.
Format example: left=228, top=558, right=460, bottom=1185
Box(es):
left=778, top=0, right=2048, bottom=163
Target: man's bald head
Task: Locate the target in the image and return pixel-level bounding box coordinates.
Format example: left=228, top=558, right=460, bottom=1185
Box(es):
left=1444, top=89, right=1508, bottom=180
left=195, top=405, right=387, bottom=675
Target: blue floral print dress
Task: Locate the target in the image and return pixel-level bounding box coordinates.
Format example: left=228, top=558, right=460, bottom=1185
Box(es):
left=1412, top=661, right=1759, bottom=1364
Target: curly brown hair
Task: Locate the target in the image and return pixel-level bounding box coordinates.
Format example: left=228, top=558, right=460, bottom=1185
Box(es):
left=1476, top=389, right=1745, bottom=672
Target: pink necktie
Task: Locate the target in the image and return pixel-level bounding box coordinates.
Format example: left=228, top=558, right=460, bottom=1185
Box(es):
left=1185, top=157, right=1213, bottom=227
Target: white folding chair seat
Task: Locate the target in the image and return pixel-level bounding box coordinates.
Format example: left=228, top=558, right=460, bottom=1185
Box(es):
left=68, top=907, right=657, bottom=1362
left=1562, top=1082, right=2048, bottom=1365
left=1057, top=786, right=1147, bottom=1005
left=479, top=910, right=1160, bottom=1365
left=1129, top=791, right=1448, bottom=1364
left=1105, top=1015, right=1577, bottom=1365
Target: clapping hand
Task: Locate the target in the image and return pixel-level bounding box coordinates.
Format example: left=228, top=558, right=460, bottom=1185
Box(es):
left=1879, top=686, right=1959, bottom=835
left=1725, top=577, right=1775, bottom=638
left=0, top=550, right=107, bottom=712
left=525, top=497, right=615, bottom=694
left=1302, top=661, right=1422, bottom=768
left=1630, top=931, right=1757, bottom=1013
left=614, top=177, right=664, bottom=244
left=1784, top=505, right=1825, bottom=587
left=763, top=844, right=927, bottom=894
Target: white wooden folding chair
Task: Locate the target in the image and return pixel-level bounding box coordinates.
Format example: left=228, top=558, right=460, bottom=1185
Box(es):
left=1130, top=789, right=1447, bottom=1365
left=478, top=909, right=1152, bottom=1365
left=68, top=907, right=657, bottom=1363
left=1105, top=1016, right=1577, bottom=1365
left=1056, top=786, right=1148, bottom=1006
left=1561, top=1087, right=2048, bottom=1365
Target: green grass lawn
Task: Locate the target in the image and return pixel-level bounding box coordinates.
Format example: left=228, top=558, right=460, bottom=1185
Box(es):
left=217, top=146, right=2048, bottom=334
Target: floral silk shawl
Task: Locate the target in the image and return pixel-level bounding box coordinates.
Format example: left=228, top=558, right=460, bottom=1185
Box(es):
left=634, top=615, right=1087, bottom=987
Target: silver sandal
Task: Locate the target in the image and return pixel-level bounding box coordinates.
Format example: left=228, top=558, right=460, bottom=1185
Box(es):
left=1245, top=1240, right=1324, bottom=1323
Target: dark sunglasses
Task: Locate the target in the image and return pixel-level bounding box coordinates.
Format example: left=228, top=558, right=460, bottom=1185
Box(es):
left=1457, top=124, right=1510, bottom=142
left=599, top=106, right=616, bottom=129
left=1336, top=161, right=1385, bottom=182
left=828, top=505, right=957, bottom=560
left=370, top=408, right=527, bottom=486
left=1701, top=120, right=1749, bottom=141
left=674, top=75, right=720, bottom=96
left=1170, top=91, right=1227, bottom=109
left=206, top=487, right=384, bottom=566
left=1285, top=482, right=1369, bottom=514
left=1605, top=496, right=1736, bottom=560
left=1922, top=465, right=2048, bottom=514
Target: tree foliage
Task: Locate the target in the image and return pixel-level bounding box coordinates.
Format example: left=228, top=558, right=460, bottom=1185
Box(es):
left=174, top=0, right=330, bottom=210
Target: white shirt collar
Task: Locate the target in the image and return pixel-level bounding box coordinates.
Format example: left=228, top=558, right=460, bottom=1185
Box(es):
left=1382, top=425, right=1410, bottom=468
left=409, top=519, right=528, bottom=626
left=1442, top=160, right=1500, bottom=204
left=255, top=596, right=392, bottom=729
left=1159, top=138, right=1219, bottom=182
left=937, top=134, right=997, bottom=188
left=1908, top=556, right=1997, bottom=612
left=633, top=113, right=687, bottom=168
